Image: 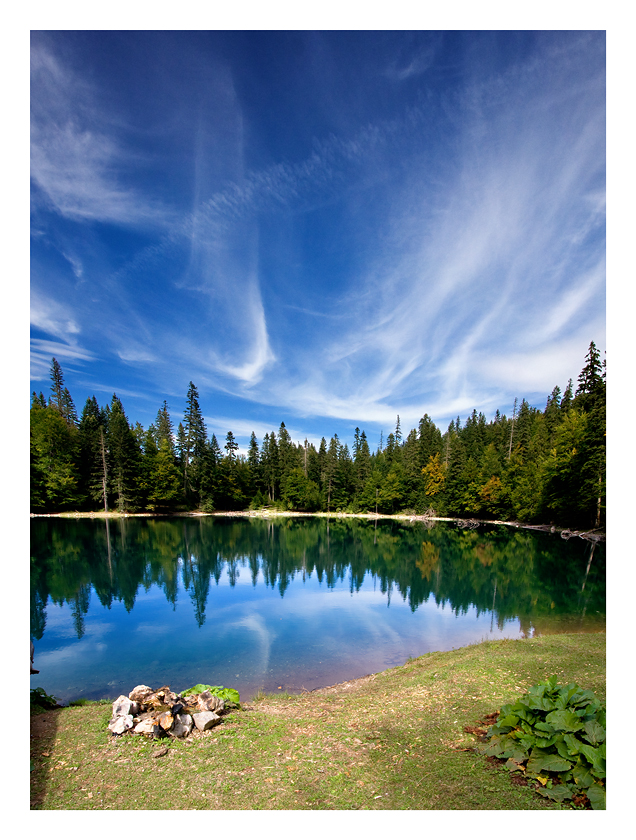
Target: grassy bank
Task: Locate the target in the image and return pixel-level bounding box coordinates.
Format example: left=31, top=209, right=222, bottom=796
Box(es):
left=30, top=632, right=605, bottom=810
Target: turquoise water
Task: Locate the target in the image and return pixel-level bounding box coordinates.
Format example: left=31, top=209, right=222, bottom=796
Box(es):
left=30, top=516, right=605, bottom=704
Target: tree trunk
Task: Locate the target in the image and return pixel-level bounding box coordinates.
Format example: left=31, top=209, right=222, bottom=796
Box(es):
left=100, top=427, right=109, bottom=513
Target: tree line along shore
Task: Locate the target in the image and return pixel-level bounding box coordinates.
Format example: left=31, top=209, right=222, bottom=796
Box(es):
left=31, top=342, right=605, bottom=531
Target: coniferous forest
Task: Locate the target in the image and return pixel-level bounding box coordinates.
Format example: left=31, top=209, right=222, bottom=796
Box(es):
left=30, top=343, right=605, bottom=529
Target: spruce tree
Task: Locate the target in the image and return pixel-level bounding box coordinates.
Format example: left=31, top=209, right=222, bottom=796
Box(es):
left=561, top=379, right=574, bottom=412
left=575, top=341, right=604, bottom=412
left=49, top=357, right=65, bottom=413
left=182, top=382, right=207, bottom=504
left=48, top=358, right=77, bottom=426
left=155, top=401, right=175, bottom=452
left=225, top=431, right=239, bottom=462
left=78, top=396, right=108, bottom=510
left=30, top=399, right=81, bottom=510
left=106, top=394, right=141, bottom=512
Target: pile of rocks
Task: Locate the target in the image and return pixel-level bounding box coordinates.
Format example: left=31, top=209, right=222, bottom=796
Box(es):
left=107, top=684, right=230, bottom=739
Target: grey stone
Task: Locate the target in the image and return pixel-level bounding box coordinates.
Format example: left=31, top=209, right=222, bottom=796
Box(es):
left=170, top=713, right=194, bottom=738
left=146, top=686, right=180, bottom=710
left=197, top=691, right=225, bottom=714
left=112, top=695, right=140, bottom=717
left=134, top=718, right=157, bottom=735
left=192, top=711, right=222, bottom=731
left=108, top=714, right=134, bottom=735
left=129, top=684, right=154, bottom=704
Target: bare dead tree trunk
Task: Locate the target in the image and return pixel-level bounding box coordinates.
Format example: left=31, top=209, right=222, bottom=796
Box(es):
left=100, top=426, right=109, bottom=513
left=595, top=472, right=602, bottom=528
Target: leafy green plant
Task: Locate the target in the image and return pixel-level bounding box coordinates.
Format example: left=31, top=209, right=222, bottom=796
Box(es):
left=31, top=686, right=60, bottom=714
left=180, top=684, right=240, bottom=706
left=478, top=676, right=606, bottom=809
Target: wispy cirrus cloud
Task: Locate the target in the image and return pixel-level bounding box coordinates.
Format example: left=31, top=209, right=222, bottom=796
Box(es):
left=30, top=32, right=605, bottom=442
left=30, top=338, right=95, bottom=380
left=30, top=40, right=172, bottom=227
left=30, top=289, right=81, bottom=341
left=264, top=39, right=606, bottom=428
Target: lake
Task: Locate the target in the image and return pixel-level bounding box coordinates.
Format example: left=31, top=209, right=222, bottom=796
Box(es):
left=30, top=516, right=605, bottom=704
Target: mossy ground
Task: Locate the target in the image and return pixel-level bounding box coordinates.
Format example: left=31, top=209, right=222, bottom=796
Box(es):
left=30, top=632, right=605, bottom=811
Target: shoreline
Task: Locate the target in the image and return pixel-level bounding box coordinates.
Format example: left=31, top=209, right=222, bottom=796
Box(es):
left=30, top=508, right=605, bottom=542
left=30, top=632, right=606, bottom=811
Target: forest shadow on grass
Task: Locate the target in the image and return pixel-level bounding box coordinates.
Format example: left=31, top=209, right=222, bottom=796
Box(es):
left=30, top=708, right=63, bottom=810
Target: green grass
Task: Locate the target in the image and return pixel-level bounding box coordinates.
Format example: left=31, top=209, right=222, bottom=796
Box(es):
left=30, top=632, right=605, bottom=810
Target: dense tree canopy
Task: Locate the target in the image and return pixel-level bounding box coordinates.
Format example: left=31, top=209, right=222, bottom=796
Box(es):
left=30, top=345, right=606, bottom=528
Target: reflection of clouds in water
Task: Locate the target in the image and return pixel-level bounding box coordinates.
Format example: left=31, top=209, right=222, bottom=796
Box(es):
left=33, top=641, right=98, bottom=670
left=134, top=621, right=176, bottom=638
left=235, top=613, right=274, bottom=681
left=31, top=558, right=525, bottom=701
left=35, top=604, right=116, bottom=641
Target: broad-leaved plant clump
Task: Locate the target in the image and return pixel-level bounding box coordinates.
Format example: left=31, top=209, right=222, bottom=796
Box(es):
left=180, top=684, right=241, bottom=707
left=479, top=676, right=606, bottom=809
left=30, top=686, right=60, bottom=714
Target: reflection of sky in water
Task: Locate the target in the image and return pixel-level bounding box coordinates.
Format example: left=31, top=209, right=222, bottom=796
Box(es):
left=32, top=566, right=525, bottom=704
left=30, top=517, right=605, bottom=705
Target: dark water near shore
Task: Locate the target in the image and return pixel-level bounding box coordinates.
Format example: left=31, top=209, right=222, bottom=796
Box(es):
left=30, top=516, right=605, bottom=704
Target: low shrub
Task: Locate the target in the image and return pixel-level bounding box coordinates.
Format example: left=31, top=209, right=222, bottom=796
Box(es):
left=31, top=687, right=60, bottom=714
left=180, top=684, right=240, bottom=707
left=478, top=675, right=606, bottom=809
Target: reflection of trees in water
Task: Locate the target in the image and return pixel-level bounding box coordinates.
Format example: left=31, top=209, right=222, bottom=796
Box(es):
left=30, top=517, right=605, bottom=639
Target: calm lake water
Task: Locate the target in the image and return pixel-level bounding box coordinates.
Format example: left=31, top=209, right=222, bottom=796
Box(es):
left=30, top=516, right=605, bottom=704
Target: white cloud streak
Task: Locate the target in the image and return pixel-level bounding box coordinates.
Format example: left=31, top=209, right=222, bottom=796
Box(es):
left=30, top=41, right=172, bottom=227
left=31, top=34, right=605, bottom=435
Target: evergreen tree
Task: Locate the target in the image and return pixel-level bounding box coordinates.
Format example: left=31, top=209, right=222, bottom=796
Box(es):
left=182, top=382, right=207, bottom=504
left=575, top=341, right=604, bottom=412
left=225, top=431, right=239, bottom=462
left=106, top=394, right=141, bottom=512
left=247, top=431, right=262, bottom=497
left=281, top=467, right=321, bottom=511
left=261, top=431, right=279, bottom=501
left=544, top=386, right=562, bottom=442
left=61, top=387, right=78, bottom=426
left=155, top=401, right=175, bottom=452
left=78, top=396, right=108, bottom=510
left=418, top=414, right=442, bottom=467
left=277, top=421, right=295, bottom=480
left=48, top=358, right=77, bottom=426
left=395, top=415, right=402, bottom=446
left=176, top=423, right=187, bottom=472
left=30, top=399, right=81, bottom=510
left=49, top=357, right=65, bottom=413
left=200, top=434, right=222, bottom=510
left=147, top=439, right=183, bottom=510
left=353, top=428, right=371, bottom=499
left=323, top=434, right=342, bottom=511
left=402, top=428, right=422, bottom=508
left=139, top=426, right=159, bottom=508
left=561, top=379, right=574, bottom=413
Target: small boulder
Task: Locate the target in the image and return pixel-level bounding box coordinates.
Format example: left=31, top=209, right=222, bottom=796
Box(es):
left=134, top=718, right=157, bottom=735
left=108, top=714, right=134, bottom=735
left=129, top=685, right=154, bottom=704
left=146, top=686, right=180, bottom=710
left=158, top=711, right=174, bottom=732
left=171, top=713, right=194, bottom=738
left=197, top=691, right=225, bottom=714
left=192, top=711, right=222, bottom=731
left=112, top=695, right=140, bottom=718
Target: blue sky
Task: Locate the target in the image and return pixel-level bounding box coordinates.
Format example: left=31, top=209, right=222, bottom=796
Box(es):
left=30, top=30, right=605, bottom=453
